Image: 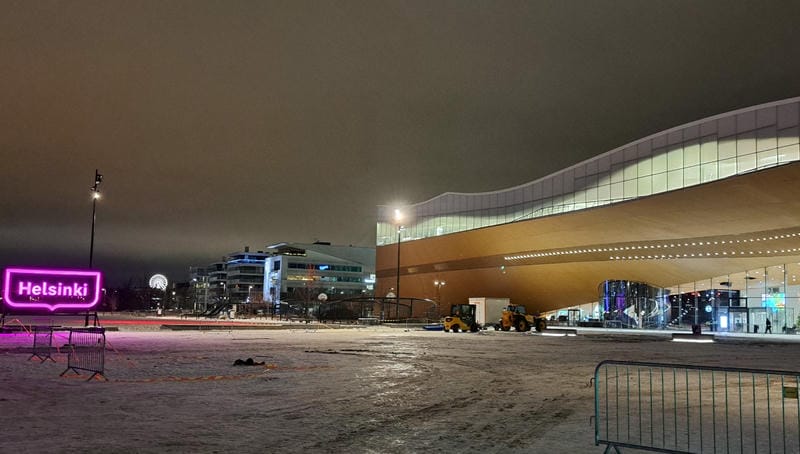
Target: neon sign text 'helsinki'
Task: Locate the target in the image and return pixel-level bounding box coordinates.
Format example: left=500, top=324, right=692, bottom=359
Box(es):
left=3, top=267, right=102, bottom=312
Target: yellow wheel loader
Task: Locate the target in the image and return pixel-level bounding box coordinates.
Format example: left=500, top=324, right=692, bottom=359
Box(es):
left=442, top=304, right=480, bottom=333
left=495, top=304, right=546, bottom=332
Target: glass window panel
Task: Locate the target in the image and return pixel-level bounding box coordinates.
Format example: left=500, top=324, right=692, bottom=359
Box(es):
left=737, top=111, right=756, bottom=132
left=684, top=140, right=700, bottom=166
left=542, top=178, right=552, bottom=197
left=701, top=162, right=718, bottom=182
left=746, top=268, right=766, bottom=303
left=542, top=197, right=553, bottom=213
left=637, top=140, right=652, bottom=157
left=737, top=131, right=756, bottom=156
left=667, top=130, right=683, bottom=145
left=652, top=172, right=667, bottom=193
left=778, top=144, right=800, bottom=164
left=757, top=149, right=777, bottom=169
left=574, top=188, right=586, bottom=203
left=737, top=153, right=756, bottom=173
left=610, top=182, right=623, bottom=200
left=598, top=155, right=611, bottom=171
left=787, top=263, right=800, bottom=294
left=597, top=184, right=610, bottom=202
left=683, top=165, right=700, bottom=187
left=757, top=107, right=776, bottom=128
left=728, top=272, right=747, bottom=301
left=766, top=265, right=785, bottom=294
left=563, top=170, right=574, bottom=193
left=778, top=126, right=799, bottom=147
left=719, top=158, right=736, bottom=179
left=575, top=176, right=586, bottom=192
left=667, top=169, right=683, bottom=190
left=652, top=151, right=667, bottom=173
left=778, top=103, right=799, bottom=129
left=586, top=159, right=599, bottom=175
left=610, top=164, right=624, bottom=183
left=718, top=137, right=736, bottom=159
left=586, top=186, right=598, bottom=203
left=637, top=175, right=652, bottom=196
left=598, top=172, right=610, bottom=186
left=718, top=116, right=736, bottom=137
left=624, top=146, right=637, bottom=161
left=587, top=174, right=598, bottom=188
left=637, top=156, right=652, bottom=177
left=683, top=124, right=700, bottom=141
left=700, top=120, right=717, bottom=136
left=700, top=136, right=717, bottom=163
left=623, top=179, right=637, bottom=198
left=667, top=145, right=683, bottom=170
left=623, top=162, right=637, bottom=180
left=552, top=174, right=563, bottom=196
left=562, top=190, right=575, bottom=207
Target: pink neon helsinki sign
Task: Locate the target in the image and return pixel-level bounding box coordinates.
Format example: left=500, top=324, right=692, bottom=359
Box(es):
left=3, top=267, right=102, bottom=312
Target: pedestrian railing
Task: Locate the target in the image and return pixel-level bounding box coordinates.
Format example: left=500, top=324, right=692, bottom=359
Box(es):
left=593, top=360, right=800, bottom=453
left=60, top=327, right=107, bottom=381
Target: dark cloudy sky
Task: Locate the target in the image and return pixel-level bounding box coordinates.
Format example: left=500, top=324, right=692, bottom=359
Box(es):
left=2, top=0, right=799, bottom=285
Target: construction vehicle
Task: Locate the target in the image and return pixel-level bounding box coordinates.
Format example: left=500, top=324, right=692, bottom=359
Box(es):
left=495, top=304, right=547, bottom=332
left=442, top=304, right=480, bottom=333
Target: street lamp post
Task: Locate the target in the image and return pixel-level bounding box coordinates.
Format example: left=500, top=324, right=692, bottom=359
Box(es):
left=434, top=280, right=446, bottom=302
left=394, top=209, right=403, bottom=319
left=89, top=169, right=103, bottom=268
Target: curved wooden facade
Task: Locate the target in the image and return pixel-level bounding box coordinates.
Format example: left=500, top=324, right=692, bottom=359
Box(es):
left=376, top=161, right=800, bottom=314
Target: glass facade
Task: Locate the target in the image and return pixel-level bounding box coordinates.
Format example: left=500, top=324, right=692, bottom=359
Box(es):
left=599, top=280, right=669, bottom=329
left=377, top=98, right=800, bottom=245
left=666, top=263, right=800, bottom=333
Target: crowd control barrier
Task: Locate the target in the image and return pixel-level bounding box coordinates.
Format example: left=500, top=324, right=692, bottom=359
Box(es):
left=593, top=360, right=800, bottom=453
left=60, top=327, right=106, bottom=381
left=29, top=325, right=56, bottom=363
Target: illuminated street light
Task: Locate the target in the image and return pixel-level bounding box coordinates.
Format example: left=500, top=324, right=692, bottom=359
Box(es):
left=393, top=209, right=404, bottom=313
left=434, top=280, right=446, bottom=302
left=89, top=169, right=103, bottom=269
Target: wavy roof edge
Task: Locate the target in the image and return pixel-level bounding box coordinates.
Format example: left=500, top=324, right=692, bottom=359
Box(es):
left=381, top=96, right=800, bottom=209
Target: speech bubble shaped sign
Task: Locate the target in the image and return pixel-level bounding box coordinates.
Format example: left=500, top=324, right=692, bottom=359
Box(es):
left=3, top=267, right=102, bottom=312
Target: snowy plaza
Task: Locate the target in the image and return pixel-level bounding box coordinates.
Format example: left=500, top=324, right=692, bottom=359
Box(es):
left=2, top=318, right=800, bottom=453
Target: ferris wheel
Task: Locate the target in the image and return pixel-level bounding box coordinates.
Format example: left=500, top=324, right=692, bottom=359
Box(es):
left=149, top=274, right=168, bottom=291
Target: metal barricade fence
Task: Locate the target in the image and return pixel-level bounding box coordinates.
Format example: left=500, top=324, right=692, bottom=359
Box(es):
left=594, top=360, right=800, bottom=453
left=60, top=327, right=106, bottom=381
left=29, top=325, right=55, bottom=363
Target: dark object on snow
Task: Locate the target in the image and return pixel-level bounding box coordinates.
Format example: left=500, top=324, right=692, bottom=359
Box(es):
left=233, top=358, right=264, bottom=366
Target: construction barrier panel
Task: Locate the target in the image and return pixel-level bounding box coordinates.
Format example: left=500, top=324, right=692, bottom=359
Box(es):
left=29, top=325, right=55, bottom=363
left=594, top=360, right=800, bottom=453
left=60, top=327, right=106, bottom=381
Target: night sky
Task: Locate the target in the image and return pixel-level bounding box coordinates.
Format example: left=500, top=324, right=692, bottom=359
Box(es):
left=2, top=1, right=799, bottom=286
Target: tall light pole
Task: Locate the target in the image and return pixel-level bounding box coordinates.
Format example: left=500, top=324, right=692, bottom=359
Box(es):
left=434, top=280, right=446, bottom=302
left=394, top=209, right=403, bottom=317
left=394, top=209, right=403, bottom=304
left=89, top=169, right=103, bottom=268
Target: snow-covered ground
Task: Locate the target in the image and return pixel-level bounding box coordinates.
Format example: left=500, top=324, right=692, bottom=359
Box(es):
left=2, top=322, right=800, bottom=453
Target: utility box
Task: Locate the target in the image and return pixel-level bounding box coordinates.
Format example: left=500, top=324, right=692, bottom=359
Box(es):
left=469, top=297, right=510, bottom=328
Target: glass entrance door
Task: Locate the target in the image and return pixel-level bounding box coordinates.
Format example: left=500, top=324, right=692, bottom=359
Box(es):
left=749, top=308, right=767, bottom=333
left=729, top=308, right=748, bottom=333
